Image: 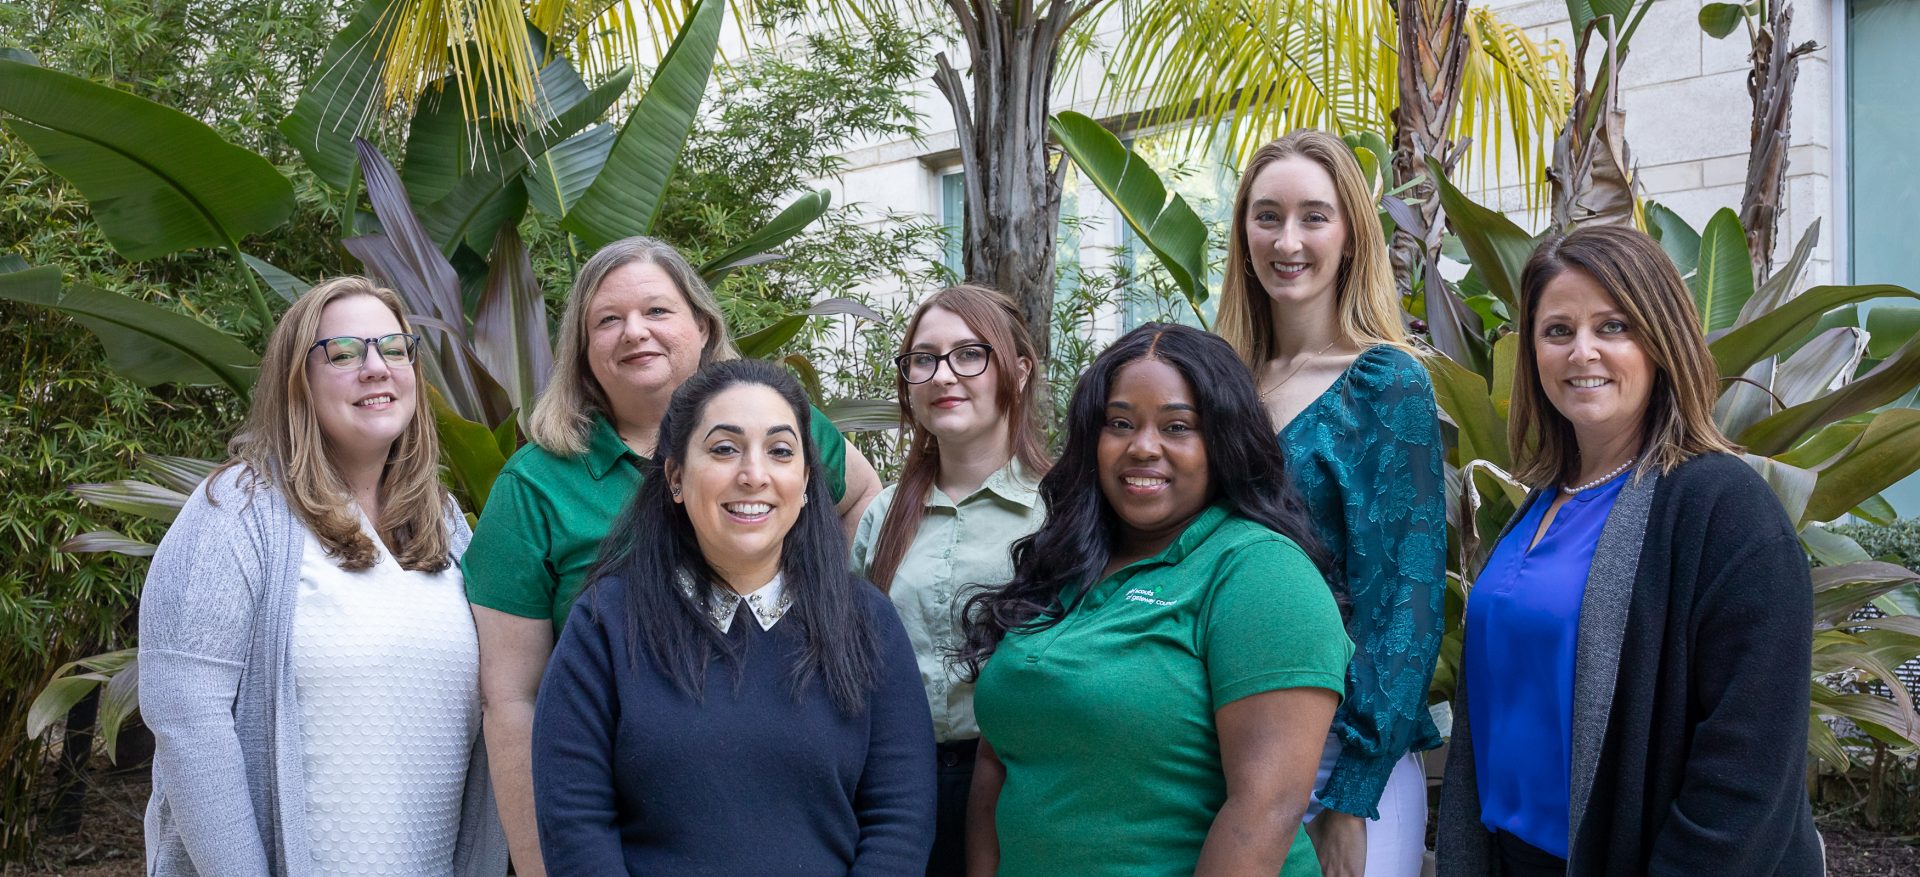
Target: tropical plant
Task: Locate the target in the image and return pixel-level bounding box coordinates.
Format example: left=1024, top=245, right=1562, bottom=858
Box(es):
left=2, top=0, right=901, bottom=796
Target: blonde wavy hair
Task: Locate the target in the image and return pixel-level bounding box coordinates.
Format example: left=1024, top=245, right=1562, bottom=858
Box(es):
left=1216, top=129, right=1411, bottom=368
left=215, top=276, right=451, bottom=572
left=526, top=236, right=741, bottom=456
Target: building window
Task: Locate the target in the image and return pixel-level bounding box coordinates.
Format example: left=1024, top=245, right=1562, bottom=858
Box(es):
left=1846, top=0, right=1920, bottom=516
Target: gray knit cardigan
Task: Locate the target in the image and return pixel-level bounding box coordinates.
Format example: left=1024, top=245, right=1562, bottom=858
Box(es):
left=138, top=467, right=509, bottom=877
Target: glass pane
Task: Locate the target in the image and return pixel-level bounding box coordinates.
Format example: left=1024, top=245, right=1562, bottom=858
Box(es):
left=1849, top=0, right=1920, bottom=516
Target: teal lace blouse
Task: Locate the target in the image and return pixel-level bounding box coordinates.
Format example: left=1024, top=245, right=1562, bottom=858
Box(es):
left=1279, top=345, right=1447, bottom=819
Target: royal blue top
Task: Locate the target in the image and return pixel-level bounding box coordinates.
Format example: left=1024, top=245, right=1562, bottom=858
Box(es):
left=531, top=575, right=936, bottom=875
left=1465, top=469, right=1630, bottom=858
left=1280, top=345, right=1448, bottom=818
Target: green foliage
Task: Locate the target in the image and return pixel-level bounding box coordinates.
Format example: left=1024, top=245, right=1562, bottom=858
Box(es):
left=1836, top=519, right=1920, bottom=570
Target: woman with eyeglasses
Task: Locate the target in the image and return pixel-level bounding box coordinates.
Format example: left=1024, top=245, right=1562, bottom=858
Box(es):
left=139, top=277, right=506, bottom=877
left=850, top=285, right=1051, bottom=876
left=461, top=237, right=884, bottom=875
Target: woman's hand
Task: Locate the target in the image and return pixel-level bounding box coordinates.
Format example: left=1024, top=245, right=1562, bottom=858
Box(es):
left=1303, top=809, right=1367, bottom=877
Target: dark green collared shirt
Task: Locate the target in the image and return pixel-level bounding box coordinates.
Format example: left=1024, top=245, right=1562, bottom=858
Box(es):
left=463, top=408, right=847, bottom=635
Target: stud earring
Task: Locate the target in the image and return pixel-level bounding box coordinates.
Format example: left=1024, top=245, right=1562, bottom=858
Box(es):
left=670, top=486, right=682, bottom=499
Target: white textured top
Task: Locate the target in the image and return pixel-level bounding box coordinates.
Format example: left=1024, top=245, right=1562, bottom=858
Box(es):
left=292, top=516, right=480, bottom=876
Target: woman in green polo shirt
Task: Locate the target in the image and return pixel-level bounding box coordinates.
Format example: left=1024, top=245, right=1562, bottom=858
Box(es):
left=959, top=323, right=1354, bottom=877
left=850, top=284, right=1052, bottom=876
left=462, top=236, right=882, bottom=876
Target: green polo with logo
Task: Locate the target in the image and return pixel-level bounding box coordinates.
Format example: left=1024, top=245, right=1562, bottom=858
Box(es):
left=463, top=408, right=847, bottom=636
left=973, top=505, right=1352, bottom=876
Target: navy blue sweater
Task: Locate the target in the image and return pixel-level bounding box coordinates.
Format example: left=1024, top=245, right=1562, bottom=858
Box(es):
left=532, top=574, right=936, bottom=875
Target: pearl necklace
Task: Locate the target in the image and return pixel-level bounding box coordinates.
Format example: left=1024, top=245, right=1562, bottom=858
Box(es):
left=1564, top=457, right=1635, bottom=494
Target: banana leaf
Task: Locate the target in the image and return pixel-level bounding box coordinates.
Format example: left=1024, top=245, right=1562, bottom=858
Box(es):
left=242, top=255, right=309, bottom=304
left=69, top=480, right=189, bottom=523
left=528, top=123, right=616, bottom=221
left=735, top=298, right=884, bottom=359
left=1428, top=156, right=1532, bottom=311
left=821, top=398, right=903, bottom=433
left=1710, top=284, right=1920, bottom=378
left=278, top=0, right=396, bottom=189
left=59, top=530, right=156, bottom=558
left=699, top=189, right=834, bottom=286
left=471, top=225, right=552, bottom=416
left=1644, top=200, right=1699, bottom=276
left=1803, top=408, right=1920, bottom=524
left=1425, top=354, right=1510, bottom=470
left=1050, top=111, right=1210, bottom=321
left=563, top=0, right=725, bottom=246
left=1690, top=207, right=1752, bottom=332
left=1739, top=333, right=1920, bottom=456
left=0, top=268, right=259, bottom=394
left=0, top=60, right=293, bottom=262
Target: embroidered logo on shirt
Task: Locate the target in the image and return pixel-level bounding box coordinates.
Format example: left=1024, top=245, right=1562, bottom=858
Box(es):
left=1123, top=587, right=1175, bottom=607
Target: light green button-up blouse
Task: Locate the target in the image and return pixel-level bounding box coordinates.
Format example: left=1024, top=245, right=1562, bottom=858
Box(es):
left=850, top=460, right=1044, bottom=743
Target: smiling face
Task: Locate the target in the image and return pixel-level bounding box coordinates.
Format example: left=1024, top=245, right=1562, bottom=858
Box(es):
left=1097, top=358, right=1211, bottom=558
left=904, top=305, right=1029, bottom=451
left=668, top=384, right=809, bottom=591
left=307, top=294, right=417, bottom=466
left=1533, top=267, right=1655, bottom=456
left=1243, top=155, right=1350, bottom=313
left=585, top=261, right=711, bottom=408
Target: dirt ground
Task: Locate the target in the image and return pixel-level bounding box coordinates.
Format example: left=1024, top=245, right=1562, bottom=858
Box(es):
left=5, top=766, right=1918, bottom=875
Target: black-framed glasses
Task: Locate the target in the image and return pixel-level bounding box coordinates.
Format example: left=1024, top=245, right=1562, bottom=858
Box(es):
left=308, top=333, right=421, bottom=370
left=894, top=343, right=993, bottom=384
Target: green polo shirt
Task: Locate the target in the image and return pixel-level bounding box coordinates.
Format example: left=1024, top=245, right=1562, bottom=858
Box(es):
left=463, top=408, right=847, bottom=635
left=973, top=505, right=1352, bottom=876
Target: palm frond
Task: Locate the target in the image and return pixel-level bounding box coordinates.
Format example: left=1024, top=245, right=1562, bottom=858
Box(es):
left=376, top=0, right=544, bottom=127
left=1101, top=0, right=1568, bottom=201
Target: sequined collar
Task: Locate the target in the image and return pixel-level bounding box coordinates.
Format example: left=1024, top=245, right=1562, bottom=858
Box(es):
left=677, top=571, right=793, bottom=631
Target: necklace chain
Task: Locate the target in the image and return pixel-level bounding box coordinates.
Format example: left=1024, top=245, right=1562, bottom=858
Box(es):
left=1259, top=339, right=1342, bottom=399
left=1565, top=457, right=1635, bottom=494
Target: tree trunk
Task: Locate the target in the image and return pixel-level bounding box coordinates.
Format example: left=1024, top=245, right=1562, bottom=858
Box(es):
left=1740, top=1, right=1817, bottom=282
left=1388, top=0, right=1469, bottom=300
left=930, top=0, right=1079, bottom=368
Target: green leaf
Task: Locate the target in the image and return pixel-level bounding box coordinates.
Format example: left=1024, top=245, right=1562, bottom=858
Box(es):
left=1811, top=561, right=1918, bottom=626
left=242, top=255, right=308, bottom=304
left=1811, top=685, right=1920, bottom=748
left=1807, top=712, right=1849, bottom=769
left=430, top=386, right=508, bottom=513
left=821, top=398, right=902, bottom=433
left=1865, top=305, right=1920, bottom=360
left=1644, top=200, right=1700, bottom=277
left=1739, top=333, right=1920, bottom=456
left=1698, top=2, right=1748, bottom=39
left=1804, top=408, right=1920, bottom=523
left=1690, top=208, right=1752, bottom=332
left=421, top=65, right=631, bottom=256
left=1740, top=221, right=1823, bottom=328
left=1567, top=0, right=1637, bottom=39
left=1051, top=111, right=1213, bottom=324
left=1803, top=524, right=1872, bottom=568
left=1428, top=156, right=1532, bottom=310
left=59, top=530, right=156, bottom=558
left=279, top=0, right=395, bottom=189
left=0, top=269, right=259, bottom=393
left=527, top=123, right=615, bottom=221
left=735, top=298, right=884, bottom=359
left=1852, top=494, right=1899, bottom=527
left=563, top=0, right=725, bottom=246
left=26, top=675, right=103, bottom=740
left=1745, top=455, right=1815, bottom=526
left=699, top=189, right=833, bottom=286
left=1775, top=417, right=1870, bottom=469
left=1711, top=284, right=1920, bottom=377
left=98, top=656, right=140, bottom=764
left=70, top=480, right=189, bottom=522
left=0, top=59, right=294, bottom=260
left=0, top=48, right=36, bottom=65
left=1425, top=354, right=1509, bottom=469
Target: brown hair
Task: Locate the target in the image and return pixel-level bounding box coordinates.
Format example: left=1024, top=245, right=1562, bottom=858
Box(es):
left=1217, top=129, right=1411, bottom=369
left=215, top=277, right=451, bottom=571
left=527, top=236, right=741, bottom=456
left=1509, top=225, right=1739, bottom=487
left=865, top=285, right=1052, bottom=591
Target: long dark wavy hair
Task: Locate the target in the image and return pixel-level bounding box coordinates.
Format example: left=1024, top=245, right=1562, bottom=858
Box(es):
left=591, top=359, right=879, bottom=714
left=956, top=323, right=1329, bottom=680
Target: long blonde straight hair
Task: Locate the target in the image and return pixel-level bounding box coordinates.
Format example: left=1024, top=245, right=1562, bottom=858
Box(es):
left=1216, top=130, right=1411, bottom=368
left=216, top=277, right=452, bottom=571
left=527, top=237, right=740, bottom=457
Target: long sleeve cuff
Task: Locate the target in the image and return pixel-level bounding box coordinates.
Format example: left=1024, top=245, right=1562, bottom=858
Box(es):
left=1318, top=747, right=1406, bottom=820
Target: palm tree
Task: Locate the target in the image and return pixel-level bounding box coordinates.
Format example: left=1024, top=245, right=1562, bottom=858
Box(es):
left=362, top=0, right=1570, bottom=364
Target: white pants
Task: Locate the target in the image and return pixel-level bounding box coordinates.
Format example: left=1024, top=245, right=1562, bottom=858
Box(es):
left=1304, top=733, right=1430, bottom=877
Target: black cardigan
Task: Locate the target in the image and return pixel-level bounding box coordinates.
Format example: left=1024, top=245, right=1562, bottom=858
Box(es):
left=1437, top=452, right=1824, bottom=876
